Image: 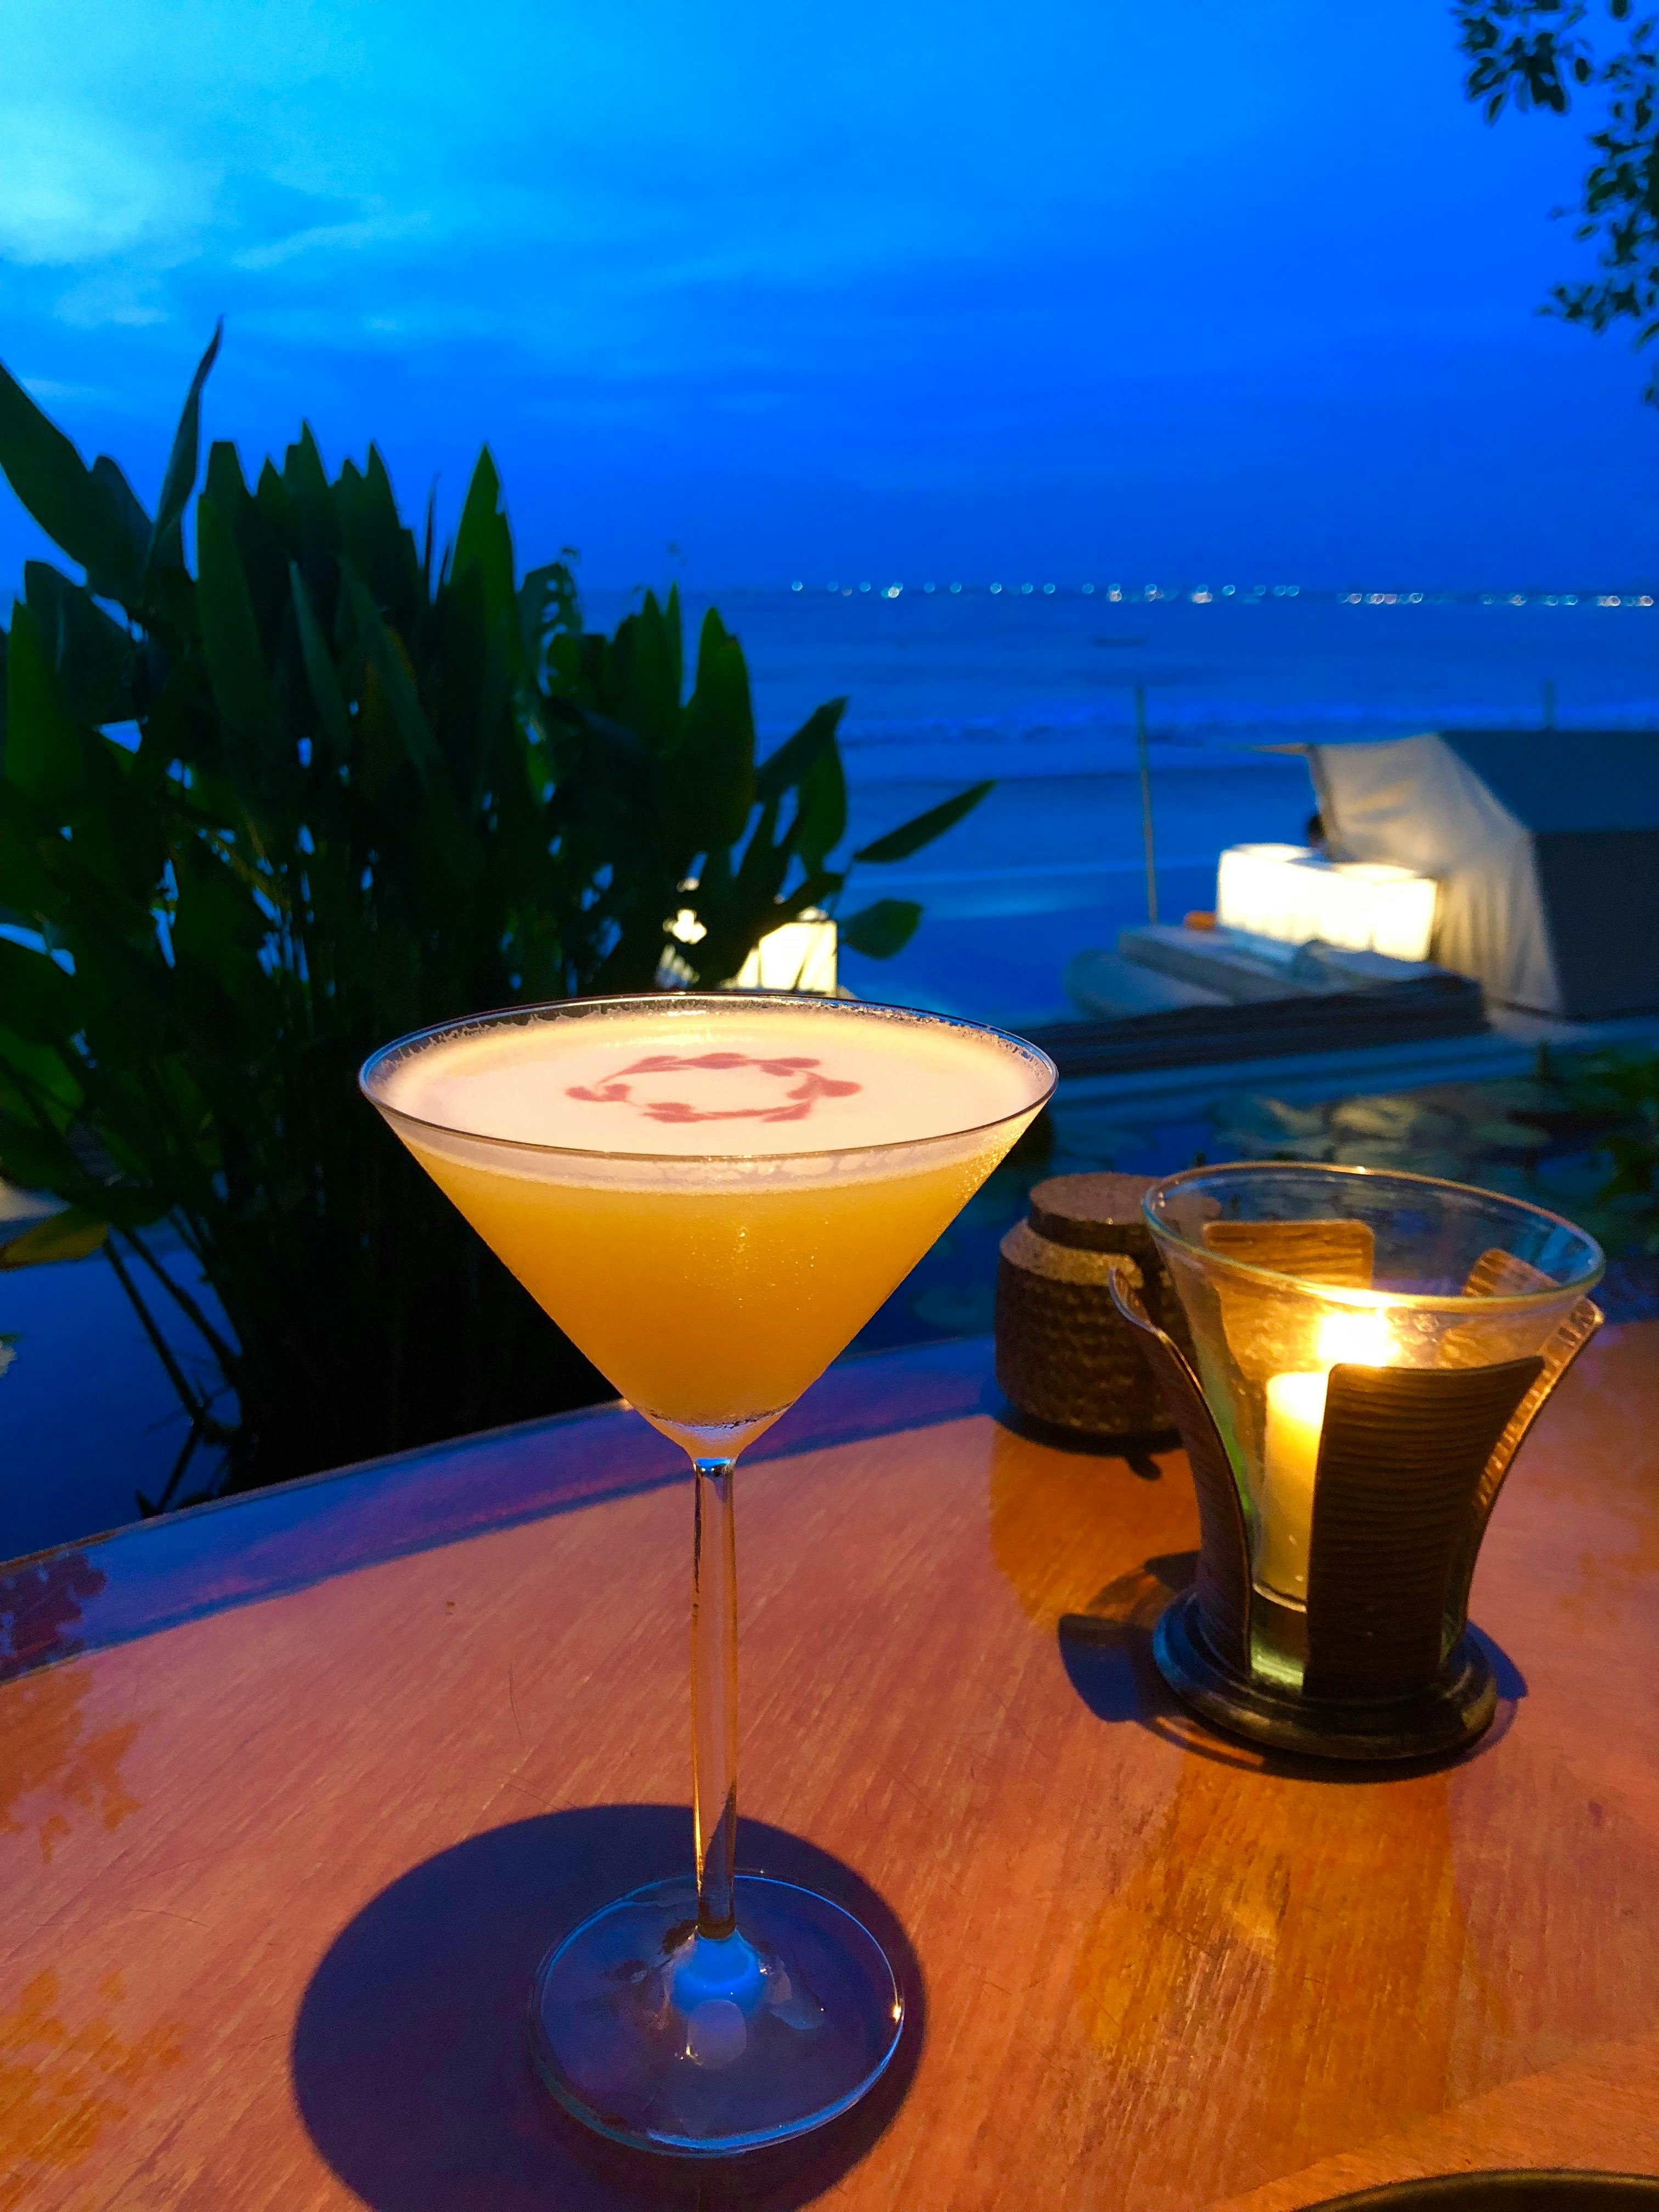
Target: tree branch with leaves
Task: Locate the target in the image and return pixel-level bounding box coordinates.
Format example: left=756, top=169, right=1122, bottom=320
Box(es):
left=1456, top=0, right=1659, bottom=398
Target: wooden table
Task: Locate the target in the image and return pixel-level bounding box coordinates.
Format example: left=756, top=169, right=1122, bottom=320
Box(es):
left=3, top=1321, right=1657, bottom=2210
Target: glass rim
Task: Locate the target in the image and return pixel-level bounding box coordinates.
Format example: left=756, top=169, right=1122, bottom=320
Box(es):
left=358, top=990, right=1058, bottom=1165
left=1142, top=1158, right=1606, bottom=1313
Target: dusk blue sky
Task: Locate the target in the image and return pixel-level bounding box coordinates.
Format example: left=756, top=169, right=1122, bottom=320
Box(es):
left=2, top=0, right=1656, bottom=592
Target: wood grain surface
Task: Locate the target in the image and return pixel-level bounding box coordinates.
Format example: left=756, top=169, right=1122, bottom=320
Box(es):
left=2, top=1322, right=1656, bottom=2210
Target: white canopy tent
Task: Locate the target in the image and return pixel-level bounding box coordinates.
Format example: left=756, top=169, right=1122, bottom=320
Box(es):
left=1302, top=730, right=1659, bottom=1018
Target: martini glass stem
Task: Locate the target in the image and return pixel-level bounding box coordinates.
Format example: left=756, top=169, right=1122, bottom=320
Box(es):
left=691, top=1458, right=739, bottom=1939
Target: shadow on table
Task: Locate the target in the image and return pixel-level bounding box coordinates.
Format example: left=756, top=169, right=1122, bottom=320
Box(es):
left=992, top=1399, right=1175, bottom=1478
left=1059, top=1554, right=1528, bottom=1781
left=293, top=1804, right=923, bottom=2210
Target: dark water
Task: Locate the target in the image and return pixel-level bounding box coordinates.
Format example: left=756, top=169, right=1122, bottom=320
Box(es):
left=851, top=1060, right=1659, bottom=1362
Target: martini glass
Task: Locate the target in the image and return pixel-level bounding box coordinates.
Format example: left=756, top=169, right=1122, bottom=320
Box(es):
left=360, top=992, right=1054, bottom=2156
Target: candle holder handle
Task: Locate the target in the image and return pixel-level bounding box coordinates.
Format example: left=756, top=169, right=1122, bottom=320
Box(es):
left=1109, top=1267, right=1252, bottom=1672
left=1440, top=1251, right=1604, bottom=1652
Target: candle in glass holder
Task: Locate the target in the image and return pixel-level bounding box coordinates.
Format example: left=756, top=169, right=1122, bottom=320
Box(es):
left=1257, top=1311, right=1394, bottom=1601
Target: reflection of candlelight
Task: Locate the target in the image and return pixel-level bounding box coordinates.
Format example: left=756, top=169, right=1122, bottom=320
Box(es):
left=1258, top=1311, right=1393, bottom=1601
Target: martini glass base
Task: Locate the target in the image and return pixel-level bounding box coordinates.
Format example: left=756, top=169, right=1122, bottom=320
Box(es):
left=528, top=1874, right=904, bottom=2158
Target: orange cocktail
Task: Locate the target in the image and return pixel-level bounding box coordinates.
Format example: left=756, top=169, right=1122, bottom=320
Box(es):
left=362, top=992, right=1054, bottom=2157
left=382, top=997, right=1043, bottom=1446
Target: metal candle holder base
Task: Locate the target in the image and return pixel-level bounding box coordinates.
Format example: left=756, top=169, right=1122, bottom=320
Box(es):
left=1150, top=1588, right=1497, bottom=1763
left=1113, top=1170, right=1604, bottom=1768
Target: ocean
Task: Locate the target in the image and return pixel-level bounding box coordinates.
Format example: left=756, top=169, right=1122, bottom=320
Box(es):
left=586, top=584, right=1659, bottom=1025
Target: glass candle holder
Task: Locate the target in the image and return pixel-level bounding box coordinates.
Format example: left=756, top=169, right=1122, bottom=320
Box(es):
left=1111, top=1164, right=1604, bottom=1760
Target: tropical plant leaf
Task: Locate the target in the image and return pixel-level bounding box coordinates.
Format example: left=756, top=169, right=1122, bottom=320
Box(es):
left=612, top=591, right=683, bottom=749
left=290, top=563, right=353, bottom=754
left=21, top=561, right=135, bottom=727
left=853, top=780, right=992, bottom=865
left=337, top=561, right=442, bottom=786
left=4, top=603, right=88, bottom=811
left=452, top=447, right=516, bottom=630
left=0, top=936, right=81, bottom=1038
left=792, top=731, right=848, bottom=874
left=89, top=459, right=155, bottom=595
left=733, top=794, right=788, bottom=901
left=204, top=442, right=289, bottom=654
left=661, top=582, right=685, bottom=707
left=195, top=494, right=281, bottom=762
left=837, top=897, right=923, bottom=959
left=0, top=1018, right=83, bottom=1121
left=147, top=320, right=222, bottom=574
left=0, top=1206, right=109, bottom=1269
left=0, top=365, right=146, bottom=599
left=282, top=424, right=341, bottom=555
left=788, top=867, right=845, bottom=913
left=755, top=698, right=845, bottom=802
left=341, top=445, right=423, bottom=618
left=669, top=612, right=755, bottom=849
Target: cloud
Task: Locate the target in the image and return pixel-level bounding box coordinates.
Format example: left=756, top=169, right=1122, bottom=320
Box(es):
left=230, top=208, right=433, bottom=273
left=0, top=106, right=213, bottom=265
left=52, top=273, right=172, bottom=330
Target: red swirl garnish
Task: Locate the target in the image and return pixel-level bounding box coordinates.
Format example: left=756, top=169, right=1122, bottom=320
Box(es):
left=567, top=1051, right=861, bottom=1124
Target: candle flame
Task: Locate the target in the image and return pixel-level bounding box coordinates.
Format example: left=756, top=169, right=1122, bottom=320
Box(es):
left=1316, top=1310, right=1393, bottom=1368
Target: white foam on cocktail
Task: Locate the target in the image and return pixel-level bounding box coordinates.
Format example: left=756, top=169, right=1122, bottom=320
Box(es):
left=381, top=1002, right=1043, bottom=1161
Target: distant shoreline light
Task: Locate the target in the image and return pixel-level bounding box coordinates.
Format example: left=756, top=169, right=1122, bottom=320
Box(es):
left=775, top=580, right=1658, bottom=606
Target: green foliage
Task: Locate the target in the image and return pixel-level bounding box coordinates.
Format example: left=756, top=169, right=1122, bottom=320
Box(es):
left=850, top=782, right=992, bottom=867
left=0, top=1210, right=109, bottom=1268
left=837, top=899, right=924, bottom=960
left=1554, top=1048, right=1659, bottom=1223
left=0, top=332, right=988, bottom=1509
left=1456, top=1, right=1659, bottom=399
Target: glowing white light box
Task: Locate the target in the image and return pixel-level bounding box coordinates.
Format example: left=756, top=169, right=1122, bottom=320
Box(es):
left=736, top=911, right=838, bottom=992
left=1216, top=844, right=1438, bottom=962
left=665, top=907, right=839, bottom=994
